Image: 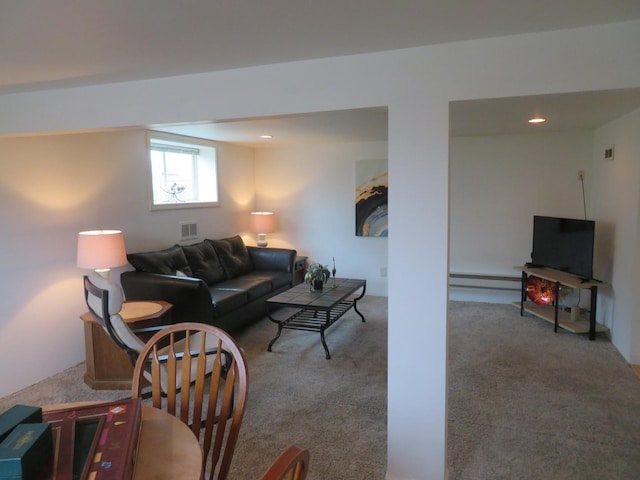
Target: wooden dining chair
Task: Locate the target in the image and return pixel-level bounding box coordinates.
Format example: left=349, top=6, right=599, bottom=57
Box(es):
left=131, top=322, right=249, bottom=480
left=260, top=445, right=310, bottom=480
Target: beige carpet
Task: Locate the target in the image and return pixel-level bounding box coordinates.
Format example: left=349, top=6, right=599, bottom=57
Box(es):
left=447, top=301, right=640, bottom=480
left=3, top=298, right=640, bottom=479
left=0, top=295, right=388, bottom=480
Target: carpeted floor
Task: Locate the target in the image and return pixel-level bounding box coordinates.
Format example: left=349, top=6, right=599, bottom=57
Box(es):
left=2, top=298, right=640, bottom=479
left=447, top=301, right=640, bottom=480
left=227, top=295, right=388, bottom=479
left=0, top=295, right=388, bottom=480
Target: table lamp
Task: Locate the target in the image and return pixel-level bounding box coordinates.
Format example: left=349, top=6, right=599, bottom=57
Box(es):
left=249, top=212, right=275, bottom=247
left=77, top=229, right=128, bottom=278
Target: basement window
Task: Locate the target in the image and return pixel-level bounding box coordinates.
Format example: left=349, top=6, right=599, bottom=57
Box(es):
left=147, top=131, right=219, bottom=210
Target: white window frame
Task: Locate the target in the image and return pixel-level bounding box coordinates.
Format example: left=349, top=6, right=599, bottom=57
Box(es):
left=147, top=131, right=219, bottom=211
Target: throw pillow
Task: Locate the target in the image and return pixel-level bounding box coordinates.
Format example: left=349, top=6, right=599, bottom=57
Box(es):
left=127, top=245, right=193, bottom=276
left=208, top=235, right=253, bottom=279
left=182, top=240, right=226, bottom=284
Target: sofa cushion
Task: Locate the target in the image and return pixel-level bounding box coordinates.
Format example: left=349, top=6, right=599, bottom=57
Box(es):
left=182, top=240, right=226, bottom=285
left=255, top=271, right=292, bottom=290
left=208, top=288, right=248, bottom=317
left=213, top=276, right=273, bottom=302
left=208, top=235, right=253, bottom=279
left=127, top=245, right=193, bottom=276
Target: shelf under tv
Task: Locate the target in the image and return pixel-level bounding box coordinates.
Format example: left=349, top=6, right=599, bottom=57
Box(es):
left=510, top=302, right=608, bottom=334
left=513, top=266, right=609, bottom=340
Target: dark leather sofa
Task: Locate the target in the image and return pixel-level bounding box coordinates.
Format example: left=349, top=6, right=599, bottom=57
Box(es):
left=121, top=235, right=296, bottom=332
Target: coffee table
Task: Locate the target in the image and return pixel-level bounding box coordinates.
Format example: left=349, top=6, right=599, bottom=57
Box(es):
left=266, top=278, right=366, bottom=359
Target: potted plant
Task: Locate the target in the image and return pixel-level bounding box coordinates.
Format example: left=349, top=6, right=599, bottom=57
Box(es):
left=304, top=263, right=331, bottom=291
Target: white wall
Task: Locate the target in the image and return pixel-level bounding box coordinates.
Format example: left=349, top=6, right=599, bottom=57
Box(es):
left=591, top=108, right=640, bottom=363
left=0, top=20, right=639, bottom=480
left=449, top=131, right=594, bottom=303
left=0, top=129, right=257, bottom=395
left=254, top=142, right=388, bottom=296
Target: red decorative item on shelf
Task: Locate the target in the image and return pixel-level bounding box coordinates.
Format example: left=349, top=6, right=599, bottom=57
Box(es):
left=525, top=276, right=557, bottom=305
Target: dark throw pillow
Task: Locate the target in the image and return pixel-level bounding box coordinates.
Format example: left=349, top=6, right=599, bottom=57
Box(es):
left=208, top=235, right=253, bottom=279
left=127, top=245, right=193, bottom=276
left=182, top=240, right=226, bottom=284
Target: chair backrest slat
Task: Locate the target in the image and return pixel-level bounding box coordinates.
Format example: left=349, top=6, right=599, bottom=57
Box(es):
left=180, top=331, right=194, bottom=422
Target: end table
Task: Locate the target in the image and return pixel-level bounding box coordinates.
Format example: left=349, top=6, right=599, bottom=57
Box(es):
left=294, top=255, right=308, bottom=285
left=81, top=300, right=172, bottom=390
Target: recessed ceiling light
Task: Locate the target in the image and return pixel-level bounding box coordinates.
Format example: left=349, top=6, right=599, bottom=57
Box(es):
left=260, top=135, right=273, bottom=139
left=528, top=117, right=546, bottom=124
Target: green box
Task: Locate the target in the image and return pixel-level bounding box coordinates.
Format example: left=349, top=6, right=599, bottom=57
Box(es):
left=0, top=423, right=52, bottom=480
left=0, top=406, right=41, bottom=444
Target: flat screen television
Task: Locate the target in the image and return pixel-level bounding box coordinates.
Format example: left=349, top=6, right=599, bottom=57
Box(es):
left=530, top=215, right=595, bottom=280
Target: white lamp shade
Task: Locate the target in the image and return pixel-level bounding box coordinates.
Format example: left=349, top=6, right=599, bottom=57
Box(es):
left=77, top=230, right=127, bottom=270
left=249, top=212, right=275, bottom=233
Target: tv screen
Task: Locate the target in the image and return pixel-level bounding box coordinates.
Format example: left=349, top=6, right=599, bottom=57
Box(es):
left=531, top=215, right=595, bottom=279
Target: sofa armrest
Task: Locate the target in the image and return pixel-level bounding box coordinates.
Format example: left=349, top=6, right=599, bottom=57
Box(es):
left=121, top=271, right=214, bottom=324
left=248, top=247, right=297, bottom=274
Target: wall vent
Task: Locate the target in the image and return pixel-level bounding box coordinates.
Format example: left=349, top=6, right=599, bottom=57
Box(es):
left=180, top=222, right=198, bottom=241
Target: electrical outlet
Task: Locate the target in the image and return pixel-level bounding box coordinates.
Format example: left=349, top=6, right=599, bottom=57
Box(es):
left=380, top=267, right=387, bottom=277
left=604, top=145, right=615, bottom=161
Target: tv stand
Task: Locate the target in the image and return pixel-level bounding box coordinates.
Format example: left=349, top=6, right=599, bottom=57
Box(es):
left=513, top=266, right=608, bottom=340
left=524, top=262, right=545, bottom=268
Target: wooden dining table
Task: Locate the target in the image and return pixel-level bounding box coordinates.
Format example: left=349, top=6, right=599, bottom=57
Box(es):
left=43, top=402, right=202, bottom=480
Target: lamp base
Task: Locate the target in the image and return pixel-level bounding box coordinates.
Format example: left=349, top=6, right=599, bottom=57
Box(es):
left=95, top=268, right=111, bottom=279
left=257, top=233, right=268, bottom=248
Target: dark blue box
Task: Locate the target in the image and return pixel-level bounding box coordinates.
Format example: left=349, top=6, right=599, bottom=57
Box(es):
left=0, top=406, right=41, bottom=444
left=0, top=423, right=52, bottom=479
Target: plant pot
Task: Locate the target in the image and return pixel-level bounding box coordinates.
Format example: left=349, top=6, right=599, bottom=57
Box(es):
left=313, top=279, right=324, bottom=291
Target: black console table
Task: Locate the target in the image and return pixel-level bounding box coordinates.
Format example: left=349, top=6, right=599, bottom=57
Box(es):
left=513, top=266, right=608, bottom=340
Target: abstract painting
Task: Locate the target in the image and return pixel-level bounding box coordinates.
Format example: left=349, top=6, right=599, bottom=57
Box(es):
left=355, top=159, right=388, bottom=237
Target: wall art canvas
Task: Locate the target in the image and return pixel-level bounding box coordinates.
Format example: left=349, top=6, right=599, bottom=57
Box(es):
left=355, top=159, right=388, bottom=237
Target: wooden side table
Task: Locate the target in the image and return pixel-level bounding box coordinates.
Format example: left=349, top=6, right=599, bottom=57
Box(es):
left=81, top=300, right=172, bottom=390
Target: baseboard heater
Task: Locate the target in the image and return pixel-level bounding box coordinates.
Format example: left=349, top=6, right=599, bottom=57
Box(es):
left=449, top=272, right=521, bottom=292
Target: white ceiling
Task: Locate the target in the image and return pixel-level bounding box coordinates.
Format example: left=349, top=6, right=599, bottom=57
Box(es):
left=3, top=1, right=640, bottom=142
left=155, top=88, right=640, bottom=146
left=150, top=109, right=390, bottom=148
left=449, top=89, right=640, bottom=137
